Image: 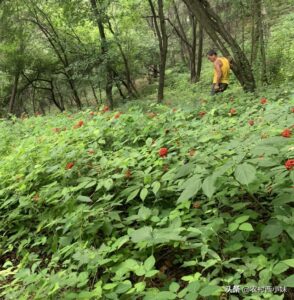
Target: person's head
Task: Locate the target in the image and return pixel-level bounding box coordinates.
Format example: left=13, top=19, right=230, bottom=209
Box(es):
left=207, top=49, right=218, bottom=62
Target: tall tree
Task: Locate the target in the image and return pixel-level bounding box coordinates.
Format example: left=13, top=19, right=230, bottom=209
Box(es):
left=107, top=20, right=138, bottom=98
left=26, top=3, right=82, bottom=109
left=251, top=0, right=268, bottom=84
left=89, top=0, right=114, bottom=109
left=148, top=0, right=168, bottom=103
left=183, top=0, right=256, bottom=92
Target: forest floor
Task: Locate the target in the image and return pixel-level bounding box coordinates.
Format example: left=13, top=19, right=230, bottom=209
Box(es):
left=0, top=78, right=294, bottom=299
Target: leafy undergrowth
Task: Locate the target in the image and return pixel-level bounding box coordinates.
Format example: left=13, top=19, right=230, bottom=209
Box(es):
left=0, top=92, right=294, bottom=300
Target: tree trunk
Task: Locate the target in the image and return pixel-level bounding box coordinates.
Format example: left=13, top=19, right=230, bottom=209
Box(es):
left=107, top=20, right=138, bottom=98
left=250, top=0, right=259, bottom=64
left=90, top=0, right=114, bottom=110
left=32, top=88, right=36, bottom=114
left=183, top=0, right=256, bottom=92
left=91, top=82, right=99, bottom=104
left=190, top=15, right=197, bottom=83
left=116, top=82, right=126, bottom=100
left=55, top=84, right=65, bottom=111
left=256, top=0, right=268, bottom=84
left=179, top=40, right=188, bottom=66
left=196, top=24, right=203, bottom=82
left=170, top=1, right=195, bottom=80
left=148, top=0, right=168, bottom=103
left=50, top=80, right=63, bottom=112
left=8, top=73, right=20, bottom=114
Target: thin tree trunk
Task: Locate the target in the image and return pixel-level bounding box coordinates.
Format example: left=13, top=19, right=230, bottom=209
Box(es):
left=148, top=0, right=168, bottom=103
left=55, top=84, right=65, bottom=111
left=39, top=102, right=45, bottom=115
left=98, top=82, right=102, bottom=104
left=250, top=0, right=259, bottom=64
left=90, top=0, right=114, bottom=110
left=50, top=80, right=63, bottom=112
left=107, top=20, right=138, bottom=98
left=32, top=88, right=36, bottom=114
left=256, top=0, right=268, bottom=84
left=8, top=73, right=20, bottom=114
left=91, top=82, right=99, bottom=104
left=116, top=82, right=126, bottom=100
left=83, top=90, right=90, bottom=106
left=180, top=40, right=188, bottom=66
left=190, top=15, right=197, bottom=83
left=196, top=24, right=203, bottom=82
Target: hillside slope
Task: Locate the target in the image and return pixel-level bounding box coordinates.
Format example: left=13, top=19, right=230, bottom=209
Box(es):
left=0, top=88, right=294, bottom=299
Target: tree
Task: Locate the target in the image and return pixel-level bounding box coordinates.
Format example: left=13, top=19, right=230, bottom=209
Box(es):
left=251, top=0, right=268, bottom=84
left=183, top=0, right=256, bottom=92
left=89, top=0, right=114, bottom=110
left=148, top=0, right=168, bottom=102
left=25, top=3, right=83, bottom=109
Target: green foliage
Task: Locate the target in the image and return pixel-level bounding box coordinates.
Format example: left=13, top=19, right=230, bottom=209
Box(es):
left=0, top=86, right=293, bottom=299
left=267, top=12, right=294, bottom=82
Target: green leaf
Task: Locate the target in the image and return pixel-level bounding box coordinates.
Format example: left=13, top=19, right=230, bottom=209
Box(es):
left=103, top=283, right=118, bottom=290
left=134, top=282, right=146, bottom=293
left=115, top=281, right=132, bottom=294
left=153, top=291, right=177, bottom=300
left=290, top=171, right=294, bottom=183
left=252, top=145, right=279, bottom=156
left=127, top=188, right=140, bottom=202
left=228, top=223, right=239, bottom=232
left=199, top=285, right=221, bottom=297
left=174, top=163, right=194, bottom=179
left=152, top=227, right=184, bottom=243
left=145, top=270, right=158, bottom=277
left=152, top=181, right=161, bottom=195
left=235, top=215, right=249, bottom=224
left=144, top=255, right=155, bottom=271
left=138, top=206, right=152, bottom=220
left=169, top=282, right=180, bottom=293
left=202, top=175, right=216, bottom=198
left=177, top=175, right=201, bottom=203
left=129, top=226, right=153, bottom=243
left=282, top=259, right=294, bottom=268
left=140, top=188, right=148, bottom=201
left=239, top=222, right=254, bottom=231
left=235, top=163, right=256, bottom=185
left=104, top=178, right=113, bottom=191
left=76, top=195, right=92, bottom=203
left=146, top=137, right=153, bottom=147
left=261, top=224, right=283, bottom=239
left=282, top=274, right=294, bottom=287
left=272, top=262, right=289, bottom=275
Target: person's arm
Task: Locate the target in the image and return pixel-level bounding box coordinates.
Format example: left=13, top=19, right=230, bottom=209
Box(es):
left=214, top=60, right=223, bottom=89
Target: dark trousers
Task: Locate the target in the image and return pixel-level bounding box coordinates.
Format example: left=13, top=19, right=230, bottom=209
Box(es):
left=211, top=83, right=228, bottom=95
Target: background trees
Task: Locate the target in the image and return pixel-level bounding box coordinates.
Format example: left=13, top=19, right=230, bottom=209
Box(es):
left=0, top=0, right=292, bottom=115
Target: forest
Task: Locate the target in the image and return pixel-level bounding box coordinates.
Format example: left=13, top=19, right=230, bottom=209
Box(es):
left=0, top=0, right=294, bottom=299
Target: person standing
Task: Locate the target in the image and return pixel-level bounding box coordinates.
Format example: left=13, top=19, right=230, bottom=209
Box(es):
left=207, top=49, right=230, bottom=95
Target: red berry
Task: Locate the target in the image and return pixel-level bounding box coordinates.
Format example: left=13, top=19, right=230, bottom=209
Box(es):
left=159, top=148, right=168, bottom=157
left=65, top=162, right=74, bottom=170
left=230, top=108, right=237, bottom=115
left=260, top=97, right=267, bottom=104
left=125, top=169, right=132, bottom=178
left=285, top=159, right=294, bottom=170
left=281, top=129, right=292, bottom=138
